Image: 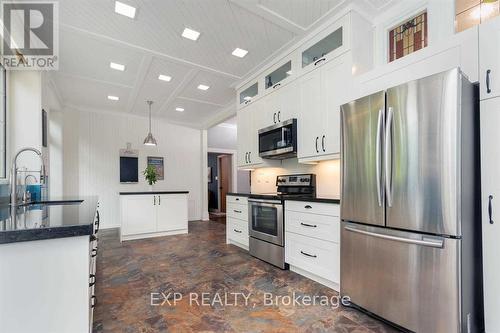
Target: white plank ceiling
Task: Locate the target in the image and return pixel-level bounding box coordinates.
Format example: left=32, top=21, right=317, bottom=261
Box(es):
left=51, top=0, right=394, bottom=128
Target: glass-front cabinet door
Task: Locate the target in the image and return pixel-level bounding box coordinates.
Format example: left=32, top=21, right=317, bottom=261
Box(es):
left=239, top=82, right=258, bottom=106
left=265, top=60, right=292, bottom=90
left=302, top=27, right=343, bottom=69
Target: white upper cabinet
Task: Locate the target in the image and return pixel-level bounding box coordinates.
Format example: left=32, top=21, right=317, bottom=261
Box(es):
left=298, top=52, right=352, bottom=162
left=238, top=81, right=259, bottom=108
left=237, top=100, right=263, bottom=168
left=264, top=60, right=293, bottom=92
left=479, top=16, right=500, bottom=100
left=260, top=80, right=299, bottom=129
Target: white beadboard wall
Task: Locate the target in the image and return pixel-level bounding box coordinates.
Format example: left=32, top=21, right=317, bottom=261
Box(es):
left=251, top=159, right=340, bottom=198
left=63, top=110, right=203, bottom=228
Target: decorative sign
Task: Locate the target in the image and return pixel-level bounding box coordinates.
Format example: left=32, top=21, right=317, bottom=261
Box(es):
left=147, top=156, right=164, bottom=180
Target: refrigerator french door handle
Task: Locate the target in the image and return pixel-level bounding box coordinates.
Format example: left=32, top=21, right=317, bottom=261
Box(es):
left=375, top=109, right=383, bottom=207
left=344, top=226, right=444, bottom=248
left=384, top=107, right=394, bottom=207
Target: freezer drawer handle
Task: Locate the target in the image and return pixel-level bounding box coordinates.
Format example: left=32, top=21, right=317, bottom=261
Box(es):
left=486, top=69, right=492, bottom=94
left=489, top=195, right=494, bottom=224
left=300, top=250, right=317, bottom=258
left=344, top=226, right=444, bottom=248
left=300, top=222, right=317, bottom=228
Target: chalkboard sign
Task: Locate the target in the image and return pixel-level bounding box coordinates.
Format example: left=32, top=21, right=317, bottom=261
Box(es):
left=120, top=156, right=138, bottom=183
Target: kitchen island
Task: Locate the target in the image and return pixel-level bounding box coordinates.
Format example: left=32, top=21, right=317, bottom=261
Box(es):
left=119, top=191, right=189, bottom=241
left=0, top=197, right=99, bottom=333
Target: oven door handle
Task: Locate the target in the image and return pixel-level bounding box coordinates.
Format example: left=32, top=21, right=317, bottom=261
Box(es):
left=248, top=199, right=282, bottom=205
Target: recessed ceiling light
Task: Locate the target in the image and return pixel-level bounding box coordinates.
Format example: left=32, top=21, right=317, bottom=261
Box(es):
left=175, top=107, right=185, bottom=112
left=110, top=62, right=125, bottom=71
left=182, top=27, right=200, bottom=41
left=197, top=84, right=210, bottom=91
left=114, top=1, right=136, bottom=18
left=232, top=48, right=248, bottom=58
left=107, top=95, right=119, bottom=101
left=158, top=74, right=172, bottom=82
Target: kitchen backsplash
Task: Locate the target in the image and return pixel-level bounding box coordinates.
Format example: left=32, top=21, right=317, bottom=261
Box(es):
left=250, top=159, right=340, bottom=198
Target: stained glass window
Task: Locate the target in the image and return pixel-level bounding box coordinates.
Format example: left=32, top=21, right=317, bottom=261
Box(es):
left=388, top=12, right=428, bottom=63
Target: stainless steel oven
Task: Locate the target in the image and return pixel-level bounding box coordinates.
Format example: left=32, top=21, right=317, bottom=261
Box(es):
left=248, top=198, right=283, bottom=246
left=258, top=119, right=297, bottom=159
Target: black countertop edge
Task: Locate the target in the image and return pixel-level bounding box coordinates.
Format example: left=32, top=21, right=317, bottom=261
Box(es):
left=227, top=192, right=251, bottom=197
left=119, top=191, right=189, bottom=195
left=284, top=197, right=341, bottom=204
left=0, top=225, right=94, bottom=245
left=0, top=196, right=99, bottom=245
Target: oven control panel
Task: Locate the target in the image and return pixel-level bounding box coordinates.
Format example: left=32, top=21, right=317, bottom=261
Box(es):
left=276, top=174, right=314, bottom=186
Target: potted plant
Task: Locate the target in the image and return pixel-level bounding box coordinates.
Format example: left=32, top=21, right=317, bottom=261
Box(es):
left=143, top=165, right=158, bottom=190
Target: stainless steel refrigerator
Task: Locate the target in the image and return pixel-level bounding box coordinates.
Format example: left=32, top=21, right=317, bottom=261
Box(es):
left=340, top=68, right=483, bottom=333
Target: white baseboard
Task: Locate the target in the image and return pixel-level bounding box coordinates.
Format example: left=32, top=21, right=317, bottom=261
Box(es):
left=290, top=265, right=339, bottom=291
left=120, top=229, right=188, bottom=242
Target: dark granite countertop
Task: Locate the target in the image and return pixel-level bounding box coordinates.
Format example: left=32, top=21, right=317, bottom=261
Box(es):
left=0, top=196, right=99, bottom=245
left=119, top=191, right=189, bottom=195
left=285, top=197, right=340, bottom=204
left=227, top=192, right=251, bottom=197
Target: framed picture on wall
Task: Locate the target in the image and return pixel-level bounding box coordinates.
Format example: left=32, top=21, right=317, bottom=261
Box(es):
left=147, top=156, right=164, bottom=180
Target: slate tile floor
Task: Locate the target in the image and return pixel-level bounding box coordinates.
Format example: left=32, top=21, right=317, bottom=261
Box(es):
left=93, top=221, right=401, bottom=333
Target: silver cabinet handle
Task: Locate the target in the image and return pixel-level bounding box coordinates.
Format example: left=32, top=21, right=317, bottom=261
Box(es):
left=314, top=57, right=326, bottom=66
left=245, top=152, right=248, bottom=164
left=375, top=108, right=383, bottom=207
left=248, top=152, right=251, bottom=163
left=321, top=135, right=326, bottom=152
left=273, top=112, right=276, bottom=124
left=277, top=111, right=281, bottom=123
left=158, top=196, right=160, bottom=205
left=233, top=229, right=242, bottom=233
left=300, top=250, right=317, bottom=258
left=315, top=137, right=319, bottom=153
left=154, top=196, right=156, bottom=205
left=384, top=107, right=394, bottom=207
left=304, top=205, right=312, bottom=209
left=234, top=210, right=242, bottom=213
left=344, top=226, right=444, bottom=248
left=300, top=222, right=317, bottom=228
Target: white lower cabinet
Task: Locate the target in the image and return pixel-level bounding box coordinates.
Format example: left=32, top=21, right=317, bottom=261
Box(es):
left=226, top=195, right=249, bottom=250
left=285, top=200, right=340, bottom=290
left=120, top=193, right=188, bottom=241
left=480, top=97, right=500, bottom=333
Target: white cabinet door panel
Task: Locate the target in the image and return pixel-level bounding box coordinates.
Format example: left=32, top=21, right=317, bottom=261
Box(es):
left=480, top=17, right=500, bottom=100
left=121, top=196, right=156, bottom=235
left=480, top=97, right=500, bottom=333
left=156, top=194, right=188, bottom=232
left=298, top=69, right=322, bottom=159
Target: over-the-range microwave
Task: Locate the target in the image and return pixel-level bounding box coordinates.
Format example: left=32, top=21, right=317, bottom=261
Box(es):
left=258, top=119, right=297, bottom=160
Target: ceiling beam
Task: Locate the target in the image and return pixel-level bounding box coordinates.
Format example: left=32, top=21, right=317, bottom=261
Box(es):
left=126, top=54, right=153, bottom=114
left=176, top=96, right=226, bottom=108
left=157, top=68, right=199, bottom=115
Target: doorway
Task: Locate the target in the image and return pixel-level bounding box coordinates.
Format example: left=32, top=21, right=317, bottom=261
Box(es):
left=208, top=152, right=233, bottom=217
left=218, top=154, right=231, bottom=213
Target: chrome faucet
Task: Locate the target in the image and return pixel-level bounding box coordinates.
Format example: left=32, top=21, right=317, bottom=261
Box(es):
left=11, top=147, right=46, bottom=206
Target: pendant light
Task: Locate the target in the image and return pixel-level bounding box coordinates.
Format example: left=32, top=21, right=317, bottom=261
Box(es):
left=143, top=100, right=157, bottom=146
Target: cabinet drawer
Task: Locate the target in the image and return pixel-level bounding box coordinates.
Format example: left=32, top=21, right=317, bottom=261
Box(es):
left=285, top=232, right=339, bottom=283
left=285, top=200, right=339, bottom=216
left=227, top=218, right=249, bottom=246
left=227, top=195, right=248, bottom=205
left=285, top=211, right=340, bottom=243
left=227, top=203, right=248, bottom=221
